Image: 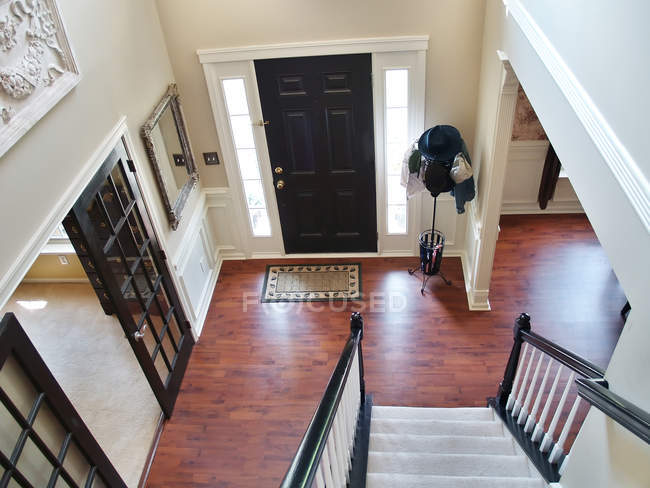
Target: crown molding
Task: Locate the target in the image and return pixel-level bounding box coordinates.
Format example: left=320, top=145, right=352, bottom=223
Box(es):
left=504, top=0, right=650, bottom=232
left=197, top=36, right=429, bottom=64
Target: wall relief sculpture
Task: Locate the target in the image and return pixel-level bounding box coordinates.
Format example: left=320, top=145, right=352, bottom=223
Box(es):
left=0, top=0, right=79, bottom=157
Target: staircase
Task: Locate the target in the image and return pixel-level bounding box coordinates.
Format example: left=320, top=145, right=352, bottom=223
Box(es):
left=279, top=313, right=649, bottom=488
left=366, top=406, right=546, bottom=487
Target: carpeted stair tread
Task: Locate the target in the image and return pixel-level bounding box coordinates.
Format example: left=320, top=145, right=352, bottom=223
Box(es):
left=371, top=418, right=505, bottom=437
left=369, top=433, right=516, bottom=454
left=367, top=452, right=534, bottom=478
left=366, top=473, right=547, bottom=488
left=372, top=406, right=494, bottom=421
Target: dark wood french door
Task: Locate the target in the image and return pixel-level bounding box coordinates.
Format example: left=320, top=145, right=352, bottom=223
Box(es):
left=255, top=54, right=377, bottom=253
left=63, top=143, right=194, bottom=418
left=0, top=313, right=126, bottom=487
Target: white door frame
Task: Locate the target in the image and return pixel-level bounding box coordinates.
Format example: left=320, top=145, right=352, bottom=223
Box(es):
left=199, top=36, right=428, bottom=258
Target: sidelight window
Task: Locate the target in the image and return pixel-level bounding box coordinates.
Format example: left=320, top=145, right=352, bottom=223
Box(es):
left=222, top=77, right=271, bottom=236
left=384, top=69, right=409, bottom=234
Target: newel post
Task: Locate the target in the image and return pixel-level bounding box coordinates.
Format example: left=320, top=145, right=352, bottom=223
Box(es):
left=496, top=313, right=531, bottom=409
left=350, top=312, right=365, bottom=401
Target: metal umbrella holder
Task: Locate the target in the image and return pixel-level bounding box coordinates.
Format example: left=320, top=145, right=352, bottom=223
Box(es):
left=408, top=195, right=452, bottom=294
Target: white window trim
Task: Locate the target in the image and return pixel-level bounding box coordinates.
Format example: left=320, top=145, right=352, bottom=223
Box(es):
left=220, top=76, right=272, bottom=237
left=373, top=52, right=426, bottom=255
left=200, top=37, right=427, bottom=257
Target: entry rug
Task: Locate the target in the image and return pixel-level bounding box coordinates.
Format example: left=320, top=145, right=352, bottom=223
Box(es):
left=261, top=264, right=361, bottom=302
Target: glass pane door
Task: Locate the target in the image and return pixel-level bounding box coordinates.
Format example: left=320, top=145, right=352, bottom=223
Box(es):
left=65, top=143, right=194, bottom=418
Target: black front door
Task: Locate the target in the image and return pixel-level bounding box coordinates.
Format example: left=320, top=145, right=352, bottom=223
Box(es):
left=255, top=54, right=377, bottom=253
left=63, top=143, right=194, bottom=418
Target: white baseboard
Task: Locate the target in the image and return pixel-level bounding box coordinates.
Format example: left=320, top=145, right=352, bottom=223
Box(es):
left=248, top=250, right=417, bottom=259
left=501, top=200, right=584, bottom=215
left=457, top=250, right=491, bottom=311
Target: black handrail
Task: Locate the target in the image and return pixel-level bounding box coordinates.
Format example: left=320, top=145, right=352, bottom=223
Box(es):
left=576, top=378, right=650, bottom=444
left=492, top=313, right=610, bottom=482
left=280, top=313, right=365, bottom=488
left=521, top=329, right=605, bottom=380
left=495, top=313, right=606, bottom=410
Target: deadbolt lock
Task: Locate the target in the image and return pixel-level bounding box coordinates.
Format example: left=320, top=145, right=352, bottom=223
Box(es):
left=276, top=179, right=285, bottom=190
left=274, top=166, right=283, bottom=175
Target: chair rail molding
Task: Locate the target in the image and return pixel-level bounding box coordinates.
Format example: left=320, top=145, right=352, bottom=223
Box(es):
left=503, top=0, right=650, bottom=232
left=0, top=0, right=81, bottom=158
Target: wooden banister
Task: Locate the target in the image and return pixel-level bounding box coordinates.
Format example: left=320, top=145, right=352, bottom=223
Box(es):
left=280, top=313, right=366, bottom=488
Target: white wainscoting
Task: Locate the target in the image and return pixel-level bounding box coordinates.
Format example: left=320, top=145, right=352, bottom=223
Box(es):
left=501, top=140, right=583, bottom=214
left=171, top=192, right=219, bottom=339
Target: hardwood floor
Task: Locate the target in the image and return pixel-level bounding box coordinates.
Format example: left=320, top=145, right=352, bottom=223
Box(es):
left=146, top=214, right=626, bottom=487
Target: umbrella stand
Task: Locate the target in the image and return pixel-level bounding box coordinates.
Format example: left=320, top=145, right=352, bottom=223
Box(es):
left=408, top=194, right=452, bottom=294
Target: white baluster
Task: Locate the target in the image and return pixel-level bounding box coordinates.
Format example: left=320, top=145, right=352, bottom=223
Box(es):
left=525, top=356, right=553, bottom=433
left=548, top=396, right=582, bottom=463
left=327, top=433, right=343, bottom=488
left=314, top=462, right=326, bottom=488
left=540, top=371, right=576, bottom=453
left=513, top=348, right=537, bottom=417
left=333, top=413, right=348, bottom=485
left=506, top=343, right=529, bottom=411
left=338, top=386, right=351, bottom=468
left=559, top=453, right=570, bottom=476
left=518, top=351, right=545, bottom=424
left=321, top=440, right=335, bottom=487
left=532, top=364, right=563, bottom=442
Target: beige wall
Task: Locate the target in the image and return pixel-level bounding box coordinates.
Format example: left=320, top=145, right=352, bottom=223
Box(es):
left=0, top=0, right=195, bottom=308
left=155, top=0, right=487, bottom=187
left=472, top=1, right=650, bottom=486
left=24, top=254, right=86, bottom=282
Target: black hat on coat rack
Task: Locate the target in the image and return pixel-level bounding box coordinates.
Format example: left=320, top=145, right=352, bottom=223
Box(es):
left=408, top=125, right=464, bottom=292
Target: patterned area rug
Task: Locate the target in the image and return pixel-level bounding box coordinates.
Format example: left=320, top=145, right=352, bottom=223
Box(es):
left=261, top=264, right=361, bottom=302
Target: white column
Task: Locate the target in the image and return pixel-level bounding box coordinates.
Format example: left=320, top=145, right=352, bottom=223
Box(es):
left=466, top=51, right=519, bottom=309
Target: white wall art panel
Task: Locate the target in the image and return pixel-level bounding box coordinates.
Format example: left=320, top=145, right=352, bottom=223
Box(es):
left=0, top=0, right=80, bottom=157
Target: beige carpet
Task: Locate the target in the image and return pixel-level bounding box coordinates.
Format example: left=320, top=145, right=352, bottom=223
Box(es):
left=0, top=283, right=161, bottom=487
left=261, top=263, right=361, bottom=302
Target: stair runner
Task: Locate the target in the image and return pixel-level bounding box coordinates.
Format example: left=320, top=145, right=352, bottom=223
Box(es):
left=366, top=406, right=547, bottom=488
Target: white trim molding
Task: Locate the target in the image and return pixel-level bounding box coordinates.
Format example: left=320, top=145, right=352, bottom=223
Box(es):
left=462, top=52, right=519, bottom=312
left=199, top=36, right=430, bottom=260
left=504, top=0, right=650, bottom=232
left=198, top=36, right=429, bottom=64
left=501, top=201, right=583, bottom=215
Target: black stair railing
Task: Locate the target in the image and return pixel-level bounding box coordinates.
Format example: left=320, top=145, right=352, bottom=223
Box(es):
left=490, top=313, right=649, bottom=483
left=280, top=313, right=371, bottom=488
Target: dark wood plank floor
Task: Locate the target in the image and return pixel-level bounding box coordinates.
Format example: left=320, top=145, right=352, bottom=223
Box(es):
left=146, top=214, right=626, bottom=487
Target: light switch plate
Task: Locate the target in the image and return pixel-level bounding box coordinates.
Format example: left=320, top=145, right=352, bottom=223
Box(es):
left=203, top=152, right=220, bottom=165
left=172, top=153, right=186, bottom=166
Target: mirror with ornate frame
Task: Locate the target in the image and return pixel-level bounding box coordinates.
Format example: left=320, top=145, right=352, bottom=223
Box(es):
left=141, top=84, right=199, bottom=230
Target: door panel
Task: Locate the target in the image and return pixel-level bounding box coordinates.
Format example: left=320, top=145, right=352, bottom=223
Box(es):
left=255, top=54, right=377, bottom=253
left=0, top=313, right=126, bottom=487
left=63, top=143, right=194, bottom=418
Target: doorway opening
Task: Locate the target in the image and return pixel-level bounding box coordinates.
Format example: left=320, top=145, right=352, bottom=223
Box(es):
left=496, top=83, right=627, bottom=365
left=0, top=133, right=195, bottom=486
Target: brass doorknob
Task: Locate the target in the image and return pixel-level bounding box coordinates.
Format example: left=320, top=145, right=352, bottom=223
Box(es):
left=274, top=166, right=283, bottom=175
left=276, top=179, right=285, bottom=190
